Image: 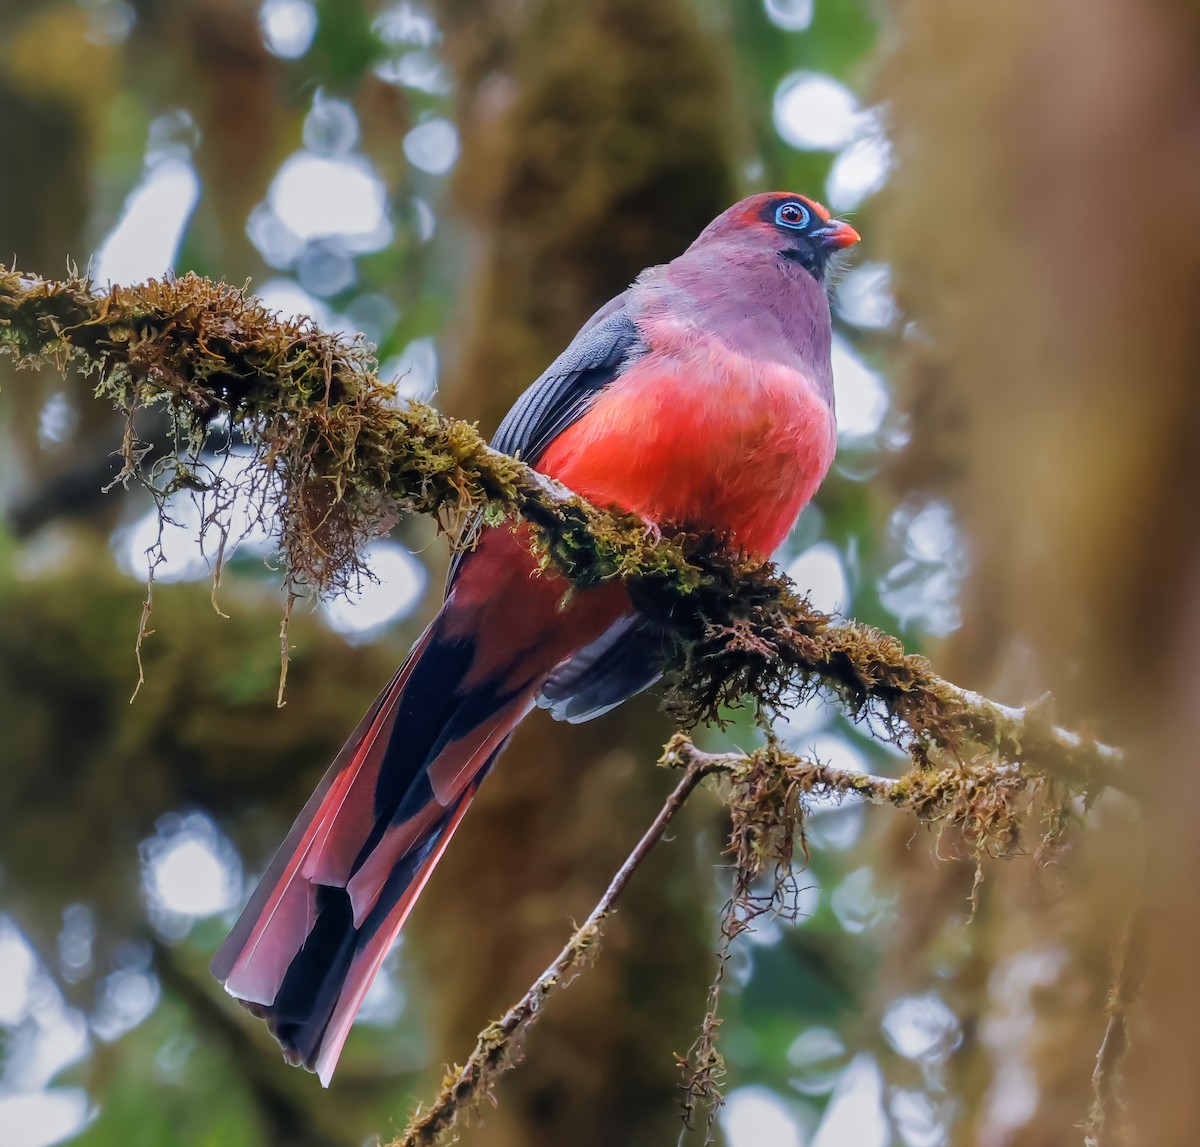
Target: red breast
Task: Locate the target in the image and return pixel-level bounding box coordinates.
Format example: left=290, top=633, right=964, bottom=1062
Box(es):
left=538, top=332, right=836, bottom=556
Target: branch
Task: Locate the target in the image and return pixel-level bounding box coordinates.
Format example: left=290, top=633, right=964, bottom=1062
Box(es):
left=665, top=732, right=1070, bottom=1132
left=396, top=732, right=1060, bottom=1144
left=392, top=751, right=723, bottom=1147
left=660, top=733, right=1046, bottom=862
left=0, top=268, right=1124, bottom=792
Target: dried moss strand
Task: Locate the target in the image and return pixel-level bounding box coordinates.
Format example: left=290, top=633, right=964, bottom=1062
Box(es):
left=0, top=267, right=1123, bottom=791
left=392, top=755, right=720, bottom=1147
left=664, top=733, right=1053, bottom=1132
left=1085, top=902, right=1148, bottom=1146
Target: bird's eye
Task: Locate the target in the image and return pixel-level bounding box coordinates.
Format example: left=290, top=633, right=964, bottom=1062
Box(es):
left=775, top=201, right=811, bottom=230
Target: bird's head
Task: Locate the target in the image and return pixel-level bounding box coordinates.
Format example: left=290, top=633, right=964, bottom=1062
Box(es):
left=696, top=192, right=860, bottom=283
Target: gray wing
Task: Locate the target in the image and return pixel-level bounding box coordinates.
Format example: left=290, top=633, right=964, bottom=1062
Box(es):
left=537, top=615, right=669, bottom=723
left=447, top=294, right=641, bottom=586
left=490, top=295, right=641, bottom=464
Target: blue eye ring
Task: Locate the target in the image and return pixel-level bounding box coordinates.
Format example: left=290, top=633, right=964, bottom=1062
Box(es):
left=775, top=201, right=811, bottom=230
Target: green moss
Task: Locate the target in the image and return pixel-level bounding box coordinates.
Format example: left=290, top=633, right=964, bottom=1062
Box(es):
left=0, top=267, right=1124, bottom=798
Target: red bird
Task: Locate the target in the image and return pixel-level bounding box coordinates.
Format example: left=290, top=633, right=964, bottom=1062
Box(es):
left=212, top=192, right=859, bottom=1084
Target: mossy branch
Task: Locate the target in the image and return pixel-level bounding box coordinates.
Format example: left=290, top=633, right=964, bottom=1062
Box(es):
left=0, top=267, right=1124, bottom=793
left=393, top=731, right=1062, bottom=1144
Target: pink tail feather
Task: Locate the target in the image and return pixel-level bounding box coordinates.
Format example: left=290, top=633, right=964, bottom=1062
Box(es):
left=312, top=793, right=475, bottom=1086
left=211, top=612, right=533, bottom=1084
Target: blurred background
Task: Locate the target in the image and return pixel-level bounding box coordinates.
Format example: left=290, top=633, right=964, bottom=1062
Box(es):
left=2, top=2, right=1198, bottom=1146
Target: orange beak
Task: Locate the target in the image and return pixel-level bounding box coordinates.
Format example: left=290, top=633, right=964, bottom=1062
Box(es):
left=813, top=219, right=861, bottom=251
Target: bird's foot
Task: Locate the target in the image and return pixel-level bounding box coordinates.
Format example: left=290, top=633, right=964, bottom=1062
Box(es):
left=639, top=515, right=663, bottom=546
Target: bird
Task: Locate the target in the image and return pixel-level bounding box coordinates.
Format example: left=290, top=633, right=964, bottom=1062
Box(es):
left=211, top=191, right=859, bottom=1085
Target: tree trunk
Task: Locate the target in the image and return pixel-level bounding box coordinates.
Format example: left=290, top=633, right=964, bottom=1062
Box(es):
left=879, top=3, right=1200, bottom=1143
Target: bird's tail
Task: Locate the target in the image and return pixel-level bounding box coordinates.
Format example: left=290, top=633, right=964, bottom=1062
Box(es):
left=210, top=610, right=534, bottom=1086
left=211, top=525, right=630, bottom=1085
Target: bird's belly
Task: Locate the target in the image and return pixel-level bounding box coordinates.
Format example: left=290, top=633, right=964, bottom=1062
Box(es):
left=537, top=346, right=836, bottom=556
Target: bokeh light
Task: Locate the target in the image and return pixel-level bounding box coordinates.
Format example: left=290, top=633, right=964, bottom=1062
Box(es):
left=141, top=813, right=243, bottom=922
left=402, top=117, right=460, bottom=175
left=774, top=72, right=863, bottom=150
left=722, top=1085, right=805, bottom=1147
left=321, top=540, right=428, bottom=639
left=259, top=0, right=317, bottom=59
left=92, top=157, right=199, bottom=285
left=268, top=153, right=392, bottom=250
left=764, top=0, right=815, bottom=33
left=810, top=1054, right=888, bottom=1147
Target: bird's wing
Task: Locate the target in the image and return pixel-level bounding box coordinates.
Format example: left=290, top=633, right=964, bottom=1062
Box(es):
left=447, top=294, right=641, bottom=586
left=537, top=614, right=669, bottom=723
left=489, top=294, right=641, bottom=465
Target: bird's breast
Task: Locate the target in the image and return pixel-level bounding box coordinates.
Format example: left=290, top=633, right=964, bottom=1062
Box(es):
left=536, top=334, right=836, bottom=556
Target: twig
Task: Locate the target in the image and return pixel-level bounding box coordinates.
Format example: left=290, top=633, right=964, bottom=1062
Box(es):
left=1084, top=903, right=1147, bottom=1146
left=391, top=753, right=723, bottom=1147
left=665, top=733, right=1049, bottom=867
left=661, top=736, right=901, bottom=801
